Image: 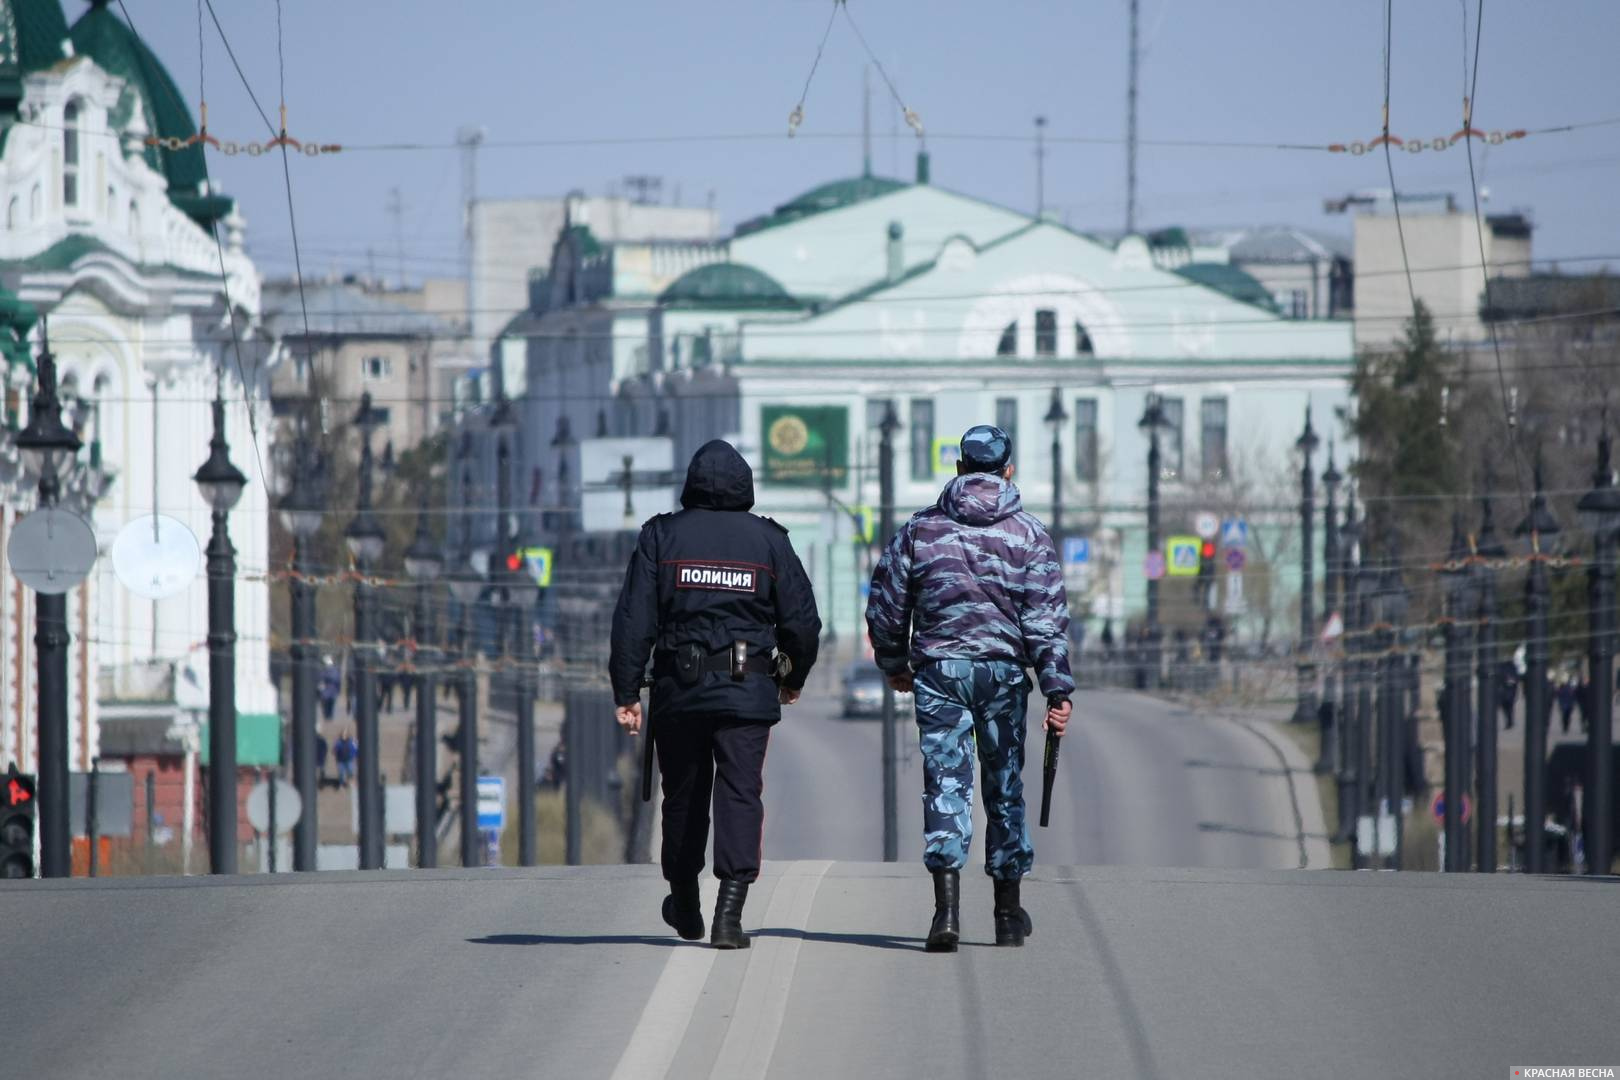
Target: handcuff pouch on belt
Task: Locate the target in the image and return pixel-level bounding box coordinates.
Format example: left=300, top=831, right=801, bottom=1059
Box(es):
left=675, top=642, right=706, bottom=687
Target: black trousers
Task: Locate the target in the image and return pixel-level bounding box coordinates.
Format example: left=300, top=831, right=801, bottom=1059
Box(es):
left=657, top=713, right=771, bottom=885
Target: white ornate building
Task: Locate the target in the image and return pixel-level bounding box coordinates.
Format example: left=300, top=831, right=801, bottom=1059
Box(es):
left=1, top=0, right=276, bottom=783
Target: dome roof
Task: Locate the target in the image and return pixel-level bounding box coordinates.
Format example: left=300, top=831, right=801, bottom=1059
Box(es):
left=1174, top=262, right=1279, bottom=313
left=70, top=0, right=207, bottom=198
left=659, top=262, right=801, bottom=310
left=734, top=175, right=907, bottom=236
left=0, top=0, right=71, bottom=110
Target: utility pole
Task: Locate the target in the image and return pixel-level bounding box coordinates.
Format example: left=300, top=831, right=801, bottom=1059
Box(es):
left=1319, top=441, right=1341, bottom=778
left=1125, top=0, right=1140, bottom=234
left=386, top=186, right=407, bottom=289
left=1139, top=395, right=1167, bottom=688
left=878, top=402, right=900, bottom=862
left=281, top=403, right=322, bottom=871
left=1441, top=515, right=1472, bottom=871
left=1296, top=406, right=1320, bottom=734
left=346, top=394, right=387, bottom=870
left=1577, top=431, right=1620, bottom=875
left=1034, top=116, right=1048, bottom=217
left=1337, top=489, right=1362, bottom=853
left=862, top=65, right=872, bottom=178
left=404, top=491, right=443, bottom=868
left=458, top=125, right=485, bottom=344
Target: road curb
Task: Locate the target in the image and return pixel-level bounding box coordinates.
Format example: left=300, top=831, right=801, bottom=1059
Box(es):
left=1236, top=718, right=1333, bottom=870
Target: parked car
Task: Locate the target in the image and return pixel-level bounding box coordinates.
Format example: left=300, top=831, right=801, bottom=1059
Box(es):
left=841, top=664, right=910, bottom=719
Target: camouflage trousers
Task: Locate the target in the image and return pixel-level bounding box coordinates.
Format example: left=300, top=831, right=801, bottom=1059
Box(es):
left=913, top=659, right=1033, bottom=880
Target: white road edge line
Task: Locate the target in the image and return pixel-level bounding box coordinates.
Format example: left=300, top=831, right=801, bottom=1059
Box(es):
left=608, top=877, right=721, bottom=1080
left=709, top=859, right=833, bottom=1079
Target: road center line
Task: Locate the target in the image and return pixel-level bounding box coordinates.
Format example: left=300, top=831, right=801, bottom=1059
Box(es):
left=709, top=860, right=832, bottom=1079
left=608, top=878, right=721, bottom=1080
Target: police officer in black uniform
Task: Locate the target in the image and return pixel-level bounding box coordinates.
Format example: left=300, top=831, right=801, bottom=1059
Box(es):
left=610, top=439, right=821, bottom=949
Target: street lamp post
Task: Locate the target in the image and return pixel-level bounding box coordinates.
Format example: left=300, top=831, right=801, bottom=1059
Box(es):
left=16, top=324, right=82, bottom=878
left=1377, top=538, right=1409, bottom=869
left=1138, top=395, right=1169, bottom=687
left=345, top=394, right=388, bottom=870
left=1336, top=487, right=1361, bottom=850
left=1472, top=476, right=1506, bottom=873
left=1295, top=406, right=1320, bottom=730
left=403, top=492, right=443, bottom=868
left=1045, top=388, right=1068, bottom=552
left=878, top=401, right=900, bottom=862
left=279, top=407, right=324, bottom=872
left=194, top=387, right=247, bottom=875
left=447, top=544, right=487, bottom=868
left=1353, top=514, right=1378, bottom=862
left=1513, top=460, right=1560, bottom=874
left=1319, top=442, right=1341, bottom=776
left=1576, top=432, right=1620, bottom=875
left=1440, top=514, right=1473, bottom=872
left=501, top=546, right=541, bottom=867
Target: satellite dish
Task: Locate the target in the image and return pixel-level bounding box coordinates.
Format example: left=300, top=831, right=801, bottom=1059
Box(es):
left=111, top=515, right=201, bottom=600
left=6, top=507, right=98, bottom=594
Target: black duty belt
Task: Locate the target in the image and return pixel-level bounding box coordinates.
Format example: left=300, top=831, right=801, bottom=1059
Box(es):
left=652, top=649, right=773, bottom=680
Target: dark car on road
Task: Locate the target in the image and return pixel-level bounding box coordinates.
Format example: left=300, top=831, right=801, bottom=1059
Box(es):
left=841, top=664, right=911, bottom=719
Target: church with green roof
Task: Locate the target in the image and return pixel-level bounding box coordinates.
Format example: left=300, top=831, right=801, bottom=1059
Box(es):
left=0, top=0, right=277, bottom=821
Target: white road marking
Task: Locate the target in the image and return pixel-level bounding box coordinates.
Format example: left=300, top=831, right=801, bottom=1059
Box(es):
left=709, top=860, right=833, bottom=1079
left=608, top=877, right=721, bottom=1080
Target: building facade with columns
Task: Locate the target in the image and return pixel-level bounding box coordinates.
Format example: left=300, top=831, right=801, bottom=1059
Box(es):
left=0, top=1, right=277, bottom=808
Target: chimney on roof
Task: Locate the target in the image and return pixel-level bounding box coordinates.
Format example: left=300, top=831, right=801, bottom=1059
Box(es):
left=915, top=150, right=930, bottom=185
left=887, top=221, right=904, bottom=284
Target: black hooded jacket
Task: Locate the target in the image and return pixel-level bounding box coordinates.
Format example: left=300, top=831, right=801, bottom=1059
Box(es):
left=609, top=440, right=821, bottom=721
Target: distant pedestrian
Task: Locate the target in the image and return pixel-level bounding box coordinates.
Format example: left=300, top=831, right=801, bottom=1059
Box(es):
left=1556, top=677, right=1577, bottom=735
left=378, top=669, right=396, bottom=712
left=318, top=659, right=341, bottom=722
left=315, top=733, right=329, bottom=780
left=1499, top=660, right=1518, bottom=730
left=400, top=669, right=415, bottom=710
left=344, top=656, right=356, bottom=716
left=334, top=729, right=357, bottom=788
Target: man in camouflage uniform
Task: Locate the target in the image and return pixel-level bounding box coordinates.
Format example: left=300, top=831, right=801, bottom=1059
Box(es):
left=866, top=424, right=1073, bottom=951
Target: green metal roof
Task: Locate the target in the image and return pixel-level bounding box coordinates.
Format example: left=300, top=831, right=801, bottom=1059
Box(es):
left=1173, top=262, right=1279, bottom=313
left=659, top=262, right=802, bottom=310
left=0, top=283, right=38, bottom=373
left=70, top=0, right=208, bottom=199
left=0, top=232, right=215, bottom=279
left=734, top=175, right=908, bottom=237
left=0, top=0, right=70, bottom=110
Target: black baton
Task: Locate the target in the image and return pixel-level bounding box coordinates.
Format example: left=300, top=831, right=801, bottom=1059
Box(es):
left=1038, top=730, right=1061, bottom=828
left=639, top=675, right=655, bottom=803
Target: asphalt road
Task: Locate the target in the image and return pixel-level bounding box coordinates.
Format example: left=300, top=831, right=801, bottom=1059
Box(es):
left=763, top=688, right=1330, bottom=871
left=7, top=692, right=1615, bottom=1078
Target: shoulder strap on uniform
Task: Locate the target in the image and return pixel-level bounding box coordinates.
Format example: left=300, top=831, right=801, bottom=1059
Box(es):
left=760, top=515, right=790, bottom=534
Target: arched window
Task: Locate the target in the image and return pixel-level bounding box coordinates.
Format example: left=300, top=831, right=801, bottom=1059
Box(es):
left=995, top=321, right=1017, bottom=357
left=63, top=100, right=82, bottom=207
left=6, top=197, right=17, bottom=229
left=1074, top=320, right=1095, bottom=357
left=128, top=199, right=140, bottom=238
left=30, top=183, right=42, bottom=219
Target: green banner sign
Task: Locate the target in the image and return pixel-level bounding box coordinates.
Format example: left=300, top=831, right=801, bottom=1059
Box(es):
left=762, top=405, right=848, bottom=486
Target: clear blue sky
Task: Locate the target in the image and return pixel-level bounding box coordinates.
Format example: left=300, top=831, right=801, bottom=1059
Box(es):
left=113, top=0, right=1620, bottom=289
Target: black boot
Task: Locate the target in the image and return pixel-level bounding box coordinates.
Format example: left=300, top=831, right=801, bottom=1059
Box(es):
left=926, top=869, right=960, bottom=953
left=993, top=878, right=1028, bottom=947
left=710, top=880, right=750, bottom=950
left=661, top=878, right=704, bottom=941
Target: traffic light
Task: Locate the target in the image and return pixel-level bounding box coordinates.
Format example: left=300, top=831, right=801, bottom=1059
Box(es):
left=1197, top=541, right=1217, bottom=609
left=1, top=766, right=37, bottom=879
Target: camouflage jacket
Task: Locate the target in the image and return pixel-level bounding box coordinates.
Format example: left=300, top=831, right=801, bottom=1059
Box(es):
left=866, top=473, right=1074, bottom=697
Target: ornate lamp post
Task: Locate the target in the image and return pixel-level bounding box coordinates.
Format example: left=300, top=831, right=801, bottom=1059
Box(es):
left=1576, top=432, right=1620, bottom=875
left=1471, top=476, right=1507, bottom=873
left=1045, top=388, right=1068, bottom=551
left=1137, top=395, right=1171, bottom=688
left=403, top=493, right=443, bottom=868
left=498, top=546, right=542, bottom=866
left=1318, top=441, right=1341, bottom=774
left=345, top=393, right=388, bottom=870
left=1335, top=488, right=1362, bottom=850
left=1440, top=514, right=1474, bottom=872
left=16, top=324, right=82, bottom=878
left=278, top=409, right=324, bottom=872
left=1513, top=460, right=1560, bottom=874
left=878, top=401, right=900, bottom=862
left=1375, top=539, right=1409, bottom=869
left=1295, top=406, right=1320, bottom=728
left=446, top=545, right=488, bottom=867
left=193, top=387, right=247, bottom=874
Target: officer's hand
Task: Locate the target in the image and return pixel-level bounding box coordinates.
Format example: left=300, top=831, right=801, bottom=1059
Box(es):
left=1045, top=699, right=1072, bottom=736
left=615, top=702, right=643, bottom=735
left=779, top=687, right=801, bottom=705
left=886, top=671, right=914, bottom=693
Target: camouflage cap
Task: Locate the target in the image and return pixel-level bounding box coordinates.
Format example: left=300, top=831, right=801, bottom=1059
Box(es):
left=959, top=424, right=1012, bottom=472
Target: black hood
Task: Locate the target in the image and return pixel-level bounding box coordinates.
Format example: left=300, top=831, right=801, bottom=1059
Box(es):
left=680, top=440, right=755, bottom=511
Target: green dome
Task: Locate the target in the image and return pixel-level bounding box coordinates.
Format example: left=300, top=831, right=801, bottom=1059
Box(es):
left=70, top=0, right=208, bottom=199
left=0, top=0, right=71, bottom=110
left=659, top=262, right=801, bottom=310
left=735, top=175, right=907, bottom=236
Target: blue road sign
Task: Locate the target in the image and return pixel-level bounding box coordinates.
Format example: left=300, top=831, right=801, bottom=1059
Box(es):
left=1063, top=537, right=1091, bottom=565
left=1221, top=519, right=1249, bottom=549
left=476, top=776, right=506, bottom=832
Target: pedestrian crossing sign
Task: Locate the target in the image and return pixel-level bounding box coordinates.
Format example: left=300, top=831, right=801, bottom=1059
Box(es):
left=520, top=546, right=554, bottom=588
left=854, top=505, right=875, bottom=544
left=932, top=438, right=961, bottom=476
left=1166, top=536, right=1200, bottom=577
